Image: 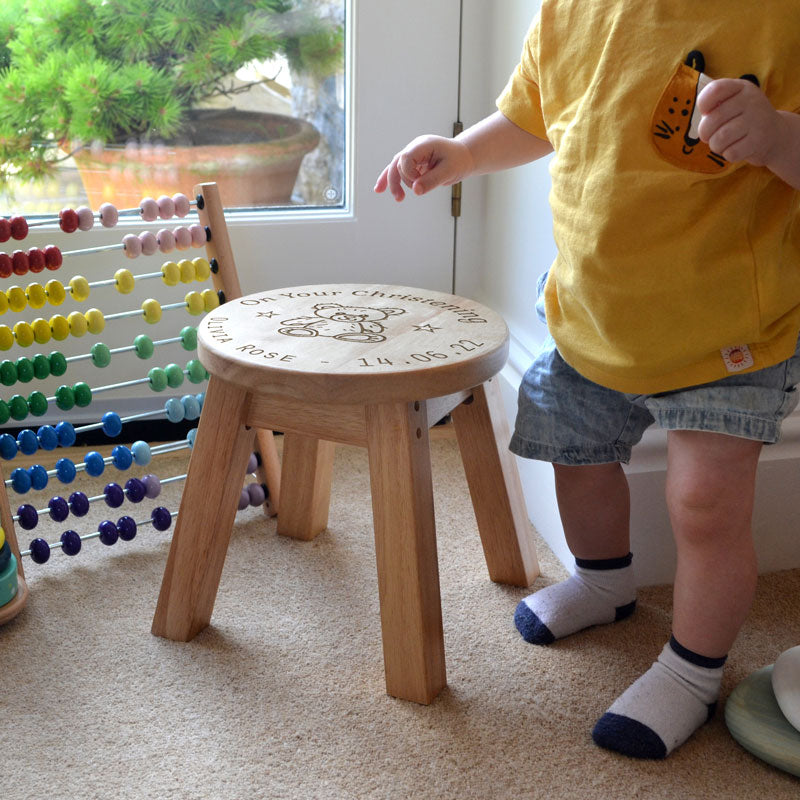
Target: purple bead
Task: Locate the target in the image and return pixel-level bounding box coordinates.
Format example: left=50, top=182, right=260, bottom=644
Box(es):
left=17, top=503, right=39, bottom=530
left=117, top=516, right=137, bottom=541
left=97, top=520, right=118, bottom=546
left=151, top=506, right=172, bottom=531
left=29, top=537, right=50, bottom=564
left=124, top=477, right=146, bottom=503
left=246, top=453, right=258, bottom=474
left=237, top=488, right=250, bottom=511
left=48, top=495, right=70, bottom=522
left=60, top=529, right=81, bottom=556
left=104, top=482, right=125, bottom=508
left=247, top=482, right=266, bottom=507
left=142, top=474, right=161, bottom=499
left=69, top=491, right=90, bottom=517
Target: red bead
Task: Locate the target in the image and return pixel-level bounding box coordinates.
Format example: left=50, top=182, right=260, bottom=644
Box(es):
left=11, top=250, right=29, bottom=276
left=0, top=219, right=10, bottom=243
left=27, top=248, right=46, bottom=273
left=0, top=253, right=12, bottom=278
left=44, top=245, right=62, bottom=269
left=9, top=216, right=28, bottom=240
left=59, top=208, right=79, bottom=233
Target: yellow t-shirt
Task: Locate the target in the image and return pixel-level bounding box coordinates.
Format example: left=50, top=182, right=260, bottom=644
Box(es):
left=497, top=0, right=800, bottom=394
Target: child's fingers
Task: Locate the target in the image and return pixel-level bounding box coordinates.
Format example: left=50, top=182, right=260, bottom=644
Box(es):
left=696, top=78, right=745, bottom=115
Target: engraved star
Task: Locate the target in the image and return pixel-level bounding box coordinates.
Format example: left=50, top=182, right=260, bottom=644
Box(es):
left=256, top=311, right=279, bottom=318
left=413, top=323, right=441, bottom=333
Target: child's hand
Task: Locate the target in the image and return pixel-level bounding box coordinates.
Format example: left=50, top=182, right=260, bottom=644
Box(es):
left=374, top=135, right=474, bottom=201
left=697, top=78, right=787, bottom=168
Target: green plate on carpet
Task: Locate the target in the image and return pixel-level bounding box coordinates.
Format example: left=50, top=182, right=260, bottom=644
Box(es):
left=725, top=664, right=800, bottom=777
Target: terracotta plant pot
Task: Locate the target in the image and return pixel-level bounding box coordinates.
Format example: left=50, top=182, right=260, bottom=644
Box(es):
left=73, top=109, right=320, bottom=209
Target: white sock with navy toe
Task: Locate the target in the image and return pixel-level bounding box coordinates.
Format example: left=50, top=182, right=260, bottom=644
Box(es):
left=592, top=636, right=727, bottom=759
left=514, top=553, right=636, bottom=644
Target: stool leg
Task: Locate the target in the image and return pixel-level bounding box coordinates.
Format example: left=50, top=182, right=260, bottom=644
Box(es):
left=277, top=433, right=335, bottom=541
left=366, top=400, right=446, bottom=704
left=451, top=378, right=540, bottom=587
left=152, top=376, right=256, bottom=642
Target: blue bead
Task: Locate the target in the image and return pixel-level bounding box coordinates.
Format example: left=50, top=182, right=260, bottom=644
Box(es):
left=131, top=441, right=151, bottom=466
left=187, top=428, right=197, bottom=447
left=196, top=392, right=205, bottom=412
left=98, top=520, right=118, bottom=546
left=48, top=496, right=69, bottom=522
left=151, top=506, right=172, bottom=531
left=29, top=537, right=50, bottom=564
left=11, top=467, right=31, bottom=494
left=164, top=397, right=184, bottom=423
left=117, top=516, right=137, bottom=541
left=0, top=433, right=18, bottom=460
left=16, top=429, right=38, bottom=456
left=181, top=394, right=201, bottom=420
left=111, top=445, right=133, bottom=471
left=124, top=477, right=146, bottom=503
left=104, top=482, right=125, bottom=508
left=55, top=457, right=77, bottom=484
left=84, top=451, right=105, bottom=477
left=28, top=464, right=48, bottom=491
left=37, top=425, right=59, bottom=451
left=69, top=491, right=90, bottom=517
left=60, top=529, right=81, bottom=556
left=55, top=421, right=76, bottom=447
left=17, top=504, right=38, bottom=530
left=101, top=411, right=122, bottom=437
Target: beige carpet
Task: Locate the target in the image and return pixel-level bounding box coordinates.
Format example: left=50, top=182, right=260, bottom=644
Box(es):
left=1, top=437, right=799, bottom=799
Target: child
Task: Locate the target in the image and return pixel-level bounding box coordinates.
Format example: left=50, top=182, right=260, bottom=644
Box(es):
left=374, top=0, right=800, bottom=759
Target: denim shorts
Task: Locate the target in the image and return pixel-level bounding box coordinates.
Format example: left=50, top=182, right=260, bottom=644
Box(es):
left=510, top=333, right=800, bottom=466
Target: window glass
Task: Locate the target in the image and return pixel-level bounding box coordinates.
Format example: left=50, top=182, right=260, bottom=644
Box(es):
left=0, top=0, right=347, bottom=214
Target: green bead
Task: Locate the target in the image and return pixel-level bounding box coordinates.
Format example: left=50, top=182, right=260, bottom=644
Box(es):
left=15, top=357, right=33, bottom=384
left=165, top=363, right=184, bottom=388
left=180, top=326, right=198, bottom=351
left=32, top=353, right=50, bottom=380
left=73, top=382, right=92, bottom=407
left=27, top=390, right=48, bottom=416
left=91, top=342, right=111, bottom=368
left=148, top=367, right=168, bottom=392
left=0, top=399, right=9, bottom=425
left=134, top=334, right=154, bottom=359
left=55, top=384, right=75, bottom=411
left=8, top=394, right=28, bottom=421
left=186, top=359, right=207, bottom=384
left=0, top=360, right=17, bottom=386
left=49, top=351, right=68, bottom=377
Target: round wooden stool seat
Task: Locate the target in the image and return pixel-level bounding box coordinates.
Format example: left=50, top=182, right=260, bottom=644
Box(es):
left=197, top=283, right=510, bottom=404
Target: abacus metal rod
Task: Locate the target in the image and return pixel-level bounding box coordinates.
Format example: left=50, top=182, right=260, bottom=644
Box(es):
left=65, top=333, right=187, bottom=363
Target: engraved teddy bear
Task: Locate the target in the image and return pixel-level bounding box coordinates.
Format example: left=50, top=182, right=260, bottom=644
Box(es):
left=278, top=302, right=406, bottom=343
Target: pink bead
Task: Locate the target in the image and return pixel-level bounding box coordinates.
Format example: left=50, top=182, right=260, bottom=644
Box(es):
left=246, top=453, right=258, bottom=474
left=76, top=206, right=95, bottom=231
left=139, top=197, right=159, bottom=222
left=237, top=488, right=250, bottom=511
left=122, top=233, right=142, bottom=258
left=99, top=203, right=119, bottom=228
left=157, top=195, right=175, bottom=219
left=247, top=483, right=266, bottom=507
left=173, top=226, right=192, bottom=250
left=156, top=228, right=176, bottom=253
left=172, top=193, right=191, bottom=217
left=189, top=224, right=207, bottom=247
left=139, top=230, right=158, bottom=256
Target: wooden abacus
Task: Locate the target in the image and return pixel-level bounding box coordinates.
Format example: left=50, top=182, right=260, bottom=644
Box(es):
left=0, top=182, right=280, bottom=625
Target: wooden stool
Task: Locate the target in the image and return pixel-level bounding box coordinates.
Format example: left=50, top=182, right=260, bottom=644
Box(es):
left=152, top=283, right=539, bottom=704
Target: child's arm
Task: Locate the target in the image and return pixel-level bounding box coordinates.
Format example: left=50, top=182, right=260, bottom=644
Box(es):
left=374, top=110, right=553, bottom=202
left=697, top=79, right=800, bottom=190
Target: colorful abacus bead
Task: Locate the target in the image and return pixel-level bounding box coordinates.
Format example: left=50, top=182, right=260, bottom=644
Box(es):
left=0, top=218, right=10, bottom=243
left=59, top=208, right=79, bottom=233
left=98, top=520, right=118, bottom=546
left=117, top=516, right=137, bottom=541
left=142, top=474, right=161, bottom=497
left=124, top=478, right=146, bottom=503
left=17, top=504, right=38, bottom=530
left=104, top=483, right=125, bottom=508
left=76, top=207, right=94, bottom=231
left=84, top=451, right=105, bottom=477
left=29, top=465, right=48, bottom=491
left=44, top=245, right=62, bottom=269
left=151, top=506, right=172, bottom=531
left=69, top=491, right=90, bottom=516
left=29, top=537, right=50, bottom=564
left=48, top=496, right=69, bottom=523
left=132, top=442, right=152, bottom=466
left=56, top=458, right=77, bottom=484
left=99, top=203, right=119, bottom=228
left=60, top=530, right=82, bottom=556
left=0, top=253, right=11, bottom=277
left=10, top=216, right=28, bottom=241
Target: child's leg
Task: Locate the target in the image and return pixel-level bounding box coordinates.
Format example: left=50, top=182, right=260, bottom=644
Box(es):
left=593, top=430, right=761, bottom=758
left=514, top=461, right=637, bottom=644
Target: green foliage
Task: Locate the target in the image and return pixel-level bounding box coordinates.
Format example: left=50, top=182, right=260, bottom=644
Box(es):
left=0, top=0, right=342, bottom=183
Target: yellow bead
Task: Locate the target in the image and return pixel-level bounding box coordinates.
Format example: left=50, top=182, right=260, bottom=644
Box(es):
left=114, top=268, right=135, bottom=294
left=192, top=257, right=211, bottom=282
left=160, top=261, right=180, bottom=286
left=185, top=291, right=204, bottom=316
left=32, top=317, right=52, bottom=344
left=0, top=326, right=13, bottom=351
left=69, top=275, right=91, bottom=302
left=0, top=292, right=8, bottom=315
left=178, top=259, right=196, bottom=284
left=45, top=279, right=66, bottom=306
left=6, top=285, right=27, bottom=312
left=84, top=308, right=105, bottom=334
left=13, top=320, right=34, bottom=347
left=50, top=314, right=70, bottom=341
left=202, top=288, right=220, bottom=311
left=26, top=282, right=47, bottom=309
left=68, top=310, right=88, bottom=337
left=142, top=298, right=162, bottom=324
left=0, top=526, right=4, bottom=549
